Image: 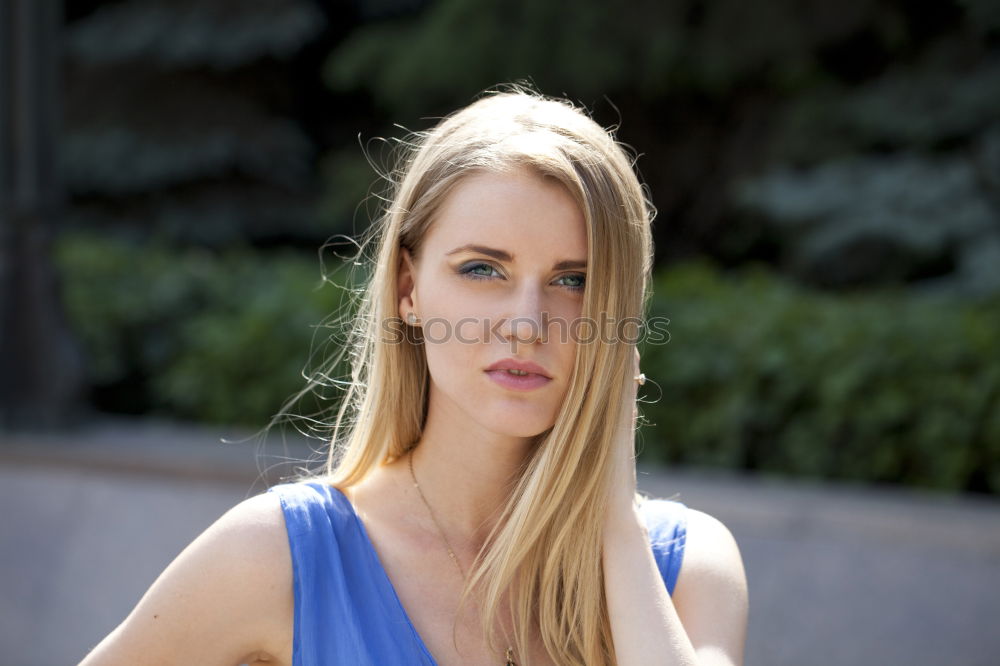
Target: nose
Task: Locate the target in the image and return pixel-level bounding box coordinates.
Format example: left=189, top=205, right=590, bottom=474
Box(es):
left=499, top=285, right=547, bottom=345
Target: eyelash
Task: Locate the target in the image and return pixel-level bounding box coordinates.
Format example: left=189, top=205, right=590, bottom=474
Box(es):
left=457, top=262, right=586, bottom=290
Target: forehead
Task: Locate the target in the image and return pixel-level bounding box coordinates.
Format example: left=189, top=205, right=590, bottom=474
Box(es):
left=422, top=168, right=587, bottom=260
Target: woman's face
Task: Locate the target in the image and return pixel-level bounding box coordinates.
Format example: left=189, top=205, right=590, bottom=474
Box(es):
left=398, top=166, right=588, bottom=439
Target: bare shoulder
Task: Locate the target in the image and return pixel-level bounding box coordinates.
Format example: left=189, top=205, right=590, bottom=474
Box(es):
left=673, top=508, right=749, bottom=665
left=679, top=508, right=745, bottom=583
left=79, top=490, right=294, bottom=665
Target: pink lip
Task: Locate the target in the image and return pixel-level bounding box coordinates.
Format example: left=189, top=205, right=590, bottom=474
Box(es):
left=485, top=369, right=552, bottom=391
left=485, top=358, right=551, bottom=377
left=484, top=357, right=552, bottom=392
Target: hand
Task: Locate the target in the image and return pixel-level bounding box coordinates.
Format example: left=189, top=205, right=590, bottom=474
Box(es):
left=604, top=345, right=643, bottom=531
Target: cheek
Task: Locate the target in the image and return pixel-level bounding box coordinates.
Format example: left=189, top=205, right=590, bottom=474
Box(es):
left=420, top=312, right=480, bottom=383
left=543, top=301, right=584, bottom=345
left=422, top=289, right=496, bottom=344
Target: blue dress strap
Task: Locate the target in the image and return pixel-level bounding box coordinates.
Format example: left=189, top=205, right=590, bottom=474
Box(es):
left=638, top=498, right=689, bottom=595
left=267, top=481, right=435, bottom=666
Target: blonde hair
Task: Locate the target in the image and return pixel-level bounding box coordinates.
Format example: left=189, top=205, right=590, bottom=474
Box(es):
left=287, top=85, right=654, bottom=665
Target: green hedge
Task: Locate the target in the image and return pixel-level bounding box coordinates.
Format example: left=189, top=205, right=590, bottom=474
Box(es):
left=638, top=260, right=1000, bottom=493
left=56, top=235, right=1000, bottom=493
left=55, top=232, right=355, bottom=425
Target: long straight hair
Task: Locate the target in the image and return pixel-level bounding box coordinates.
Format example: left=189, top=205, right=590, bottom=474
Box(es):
left=285, top=85, right=654, bottom=665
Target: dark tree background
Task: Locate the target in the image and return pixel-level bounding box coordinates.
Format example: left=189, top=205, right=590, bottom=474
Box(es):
left=1, top=0, right=84, bottom=429
left=2, top=0, right=998, bottom=492
left=55, top=0, right=1000, bottom=280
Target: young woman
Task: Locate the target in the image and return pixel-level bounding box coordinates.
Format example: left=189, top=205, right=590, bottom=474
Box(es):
left=81, top=88, right=748, bottom=666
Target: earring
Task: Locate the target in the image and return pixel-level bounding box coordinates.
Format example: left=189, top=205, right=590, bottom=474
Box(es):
left=407, top=312, right=418, bottom=325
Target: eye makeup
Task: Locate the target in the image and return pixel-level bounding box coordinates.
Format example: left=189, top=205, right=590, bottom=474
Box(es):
left=455, top=261, right=585, bottom=290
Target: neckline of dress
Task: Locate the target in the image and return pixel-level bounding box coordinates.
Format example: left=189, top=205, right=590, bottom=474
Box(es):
left=320, top=482, right=671, bottom=664
left=324, top=483, right=440, bottom=665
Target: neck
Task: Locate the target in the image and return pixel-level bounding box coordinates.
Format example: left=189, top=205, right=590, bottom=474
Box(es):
left=403, top=396, right=537, bottom=551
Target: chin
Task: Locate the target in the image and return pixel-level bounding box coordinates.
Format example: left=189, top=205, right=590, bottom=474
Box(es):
left=505, top=426, right=551, bottom=439
left=481, top=413, right=556, bottom=440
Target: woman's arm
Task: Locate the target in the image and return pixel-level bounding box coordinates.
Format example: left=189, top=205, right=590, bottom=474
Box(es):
left=603, top=505, right=748, bottom=666
left=602, top=347, right=748, bottom=665
left=602, top=510, right=699, bottom=666
left=78, top=491, right=293, bottom=666
left=670, top=508, right=749, bottom=664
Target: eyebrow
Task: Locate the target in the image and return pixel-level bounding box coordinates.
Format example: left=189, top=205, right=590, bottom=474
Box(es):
left=445, top=244, right=587, bottom=270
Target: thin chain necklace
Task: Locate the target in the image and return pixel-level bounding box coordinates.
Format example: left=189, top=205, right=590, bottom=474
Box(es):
left=408, top=450, right=517, bottom=666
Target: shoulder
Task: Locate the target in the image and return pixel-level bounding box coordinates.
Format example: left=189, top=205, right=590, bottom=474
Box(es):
left=139, top=489, right=293, bottom=607
left=219, top=489, right=293, bottom=561
left=678, top=508, right=744, bottom=583
left=80, top=490, right=294, bottom=665
left=672, top=508, right=749, bottom=664
left=181, top=488, right=293, bottom=576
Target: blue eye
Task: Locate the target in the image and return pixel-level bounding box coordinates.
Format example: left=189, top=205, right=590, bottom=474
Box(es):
left=456, top=262, right=586, bottom=291
left=556, top=274, right=586, bottom=290
left=458, top=262, right=500, bottom=280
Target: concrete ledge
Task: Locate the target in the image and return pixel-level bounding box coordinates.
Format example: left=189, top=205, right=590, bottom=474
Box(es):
left=0, top=416, right=325, bottom=484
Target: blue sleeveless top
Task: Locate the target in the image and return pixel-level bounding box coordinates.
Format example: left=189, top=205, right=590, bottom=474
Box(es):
left=267, top=480, right=687, bottom=666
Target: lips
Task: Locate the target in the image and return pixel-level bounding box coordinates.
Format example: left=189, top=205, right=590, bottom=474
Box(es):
left=484, top=358, right=552, bottom=392
left=484, top=358, right=551, bottom=378
left=485, top=369, right=552, bottom=391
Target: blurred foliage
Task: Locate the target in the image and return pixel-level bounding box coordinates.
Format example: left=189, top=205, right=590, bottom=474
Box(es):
left=64, top=78, right=314, bottom=195
left=955, top=0, right=1000, bottom=36
left=54, top=231, right=1000, bottom=492
left=638, top=260, right=1000, bottom=493
left=63, top=0, right=999, bottom=269
left=317, top=148, right=392, bottom=239
left=323, top=0, right=1000, bottom=275
left=324, top=0, right=906, bottom=113
left=734, top=152, right=1000, bottom=294
left=53, top=0, right=1000, bottom=494
left=67, top=0, right=326, bottom=69
left=55, top=232, right=357, bottom=424
left=774, top=49, right=1000, bottom=162
left=731, top=30, right=1000, bottom=294
left=62, top=0, right=330, bottom=247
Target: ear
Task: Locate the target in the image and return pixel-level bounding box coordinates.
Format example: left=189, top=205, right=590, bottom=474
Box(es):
left=397, top=246, right=420, bottom=323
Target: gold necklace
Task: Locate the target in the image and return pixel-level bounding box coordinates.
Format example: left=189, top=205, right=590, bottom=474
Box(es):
left=408, top=450, right=517, bottom=666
